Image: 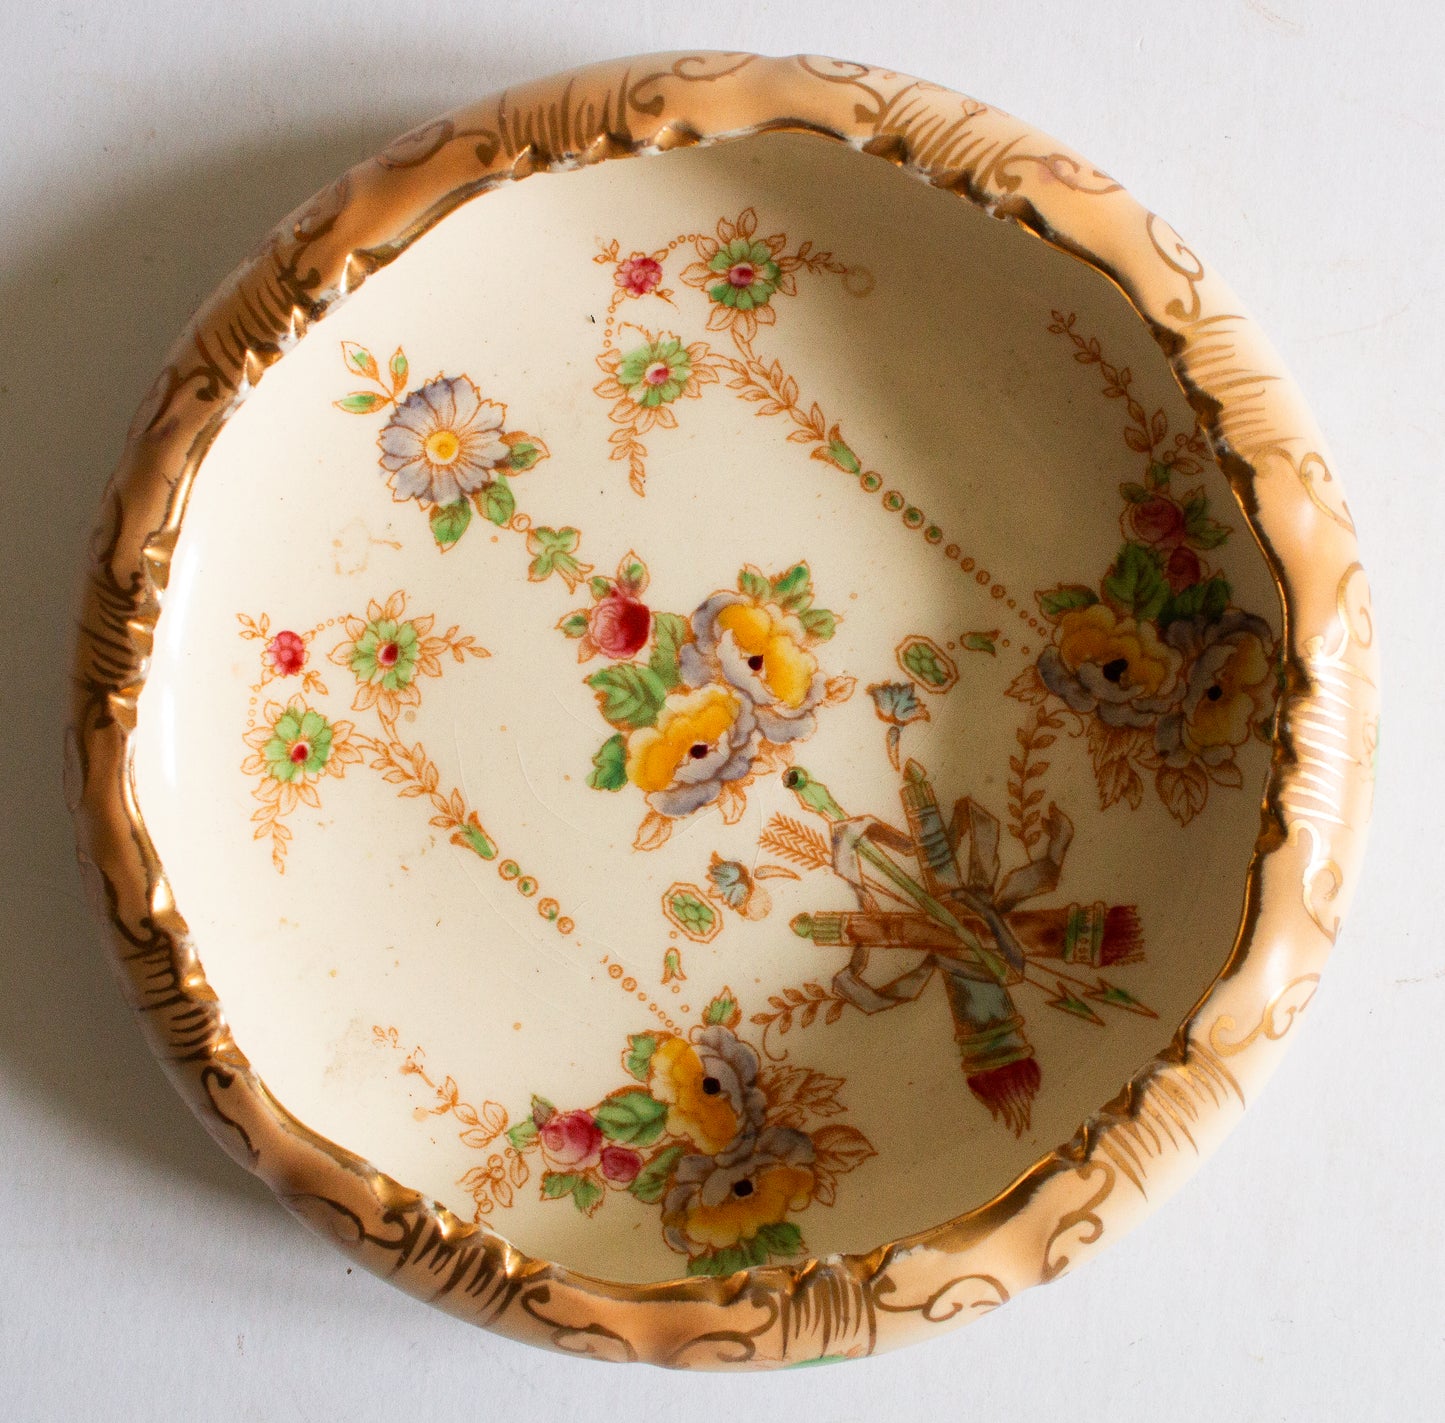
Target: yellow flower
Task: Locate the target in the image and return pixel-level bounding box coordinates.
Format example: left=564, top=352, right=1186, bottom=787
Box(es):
left=668, top=1162, right=815, bottom=1251
left=647, top=1037, right=742, bottom=1154
left=1155, top=612, right=1277, bottom=769
left=1056, top=603, right=1177, bottom=696
left=624, top=685, right=759, bottom=818
left=1180, top=623, right=1274, bottom=752
left=680, top=591, right=828, bottom=743
left=714, top=602, right=817, bottom=709
left=646, top=1026, right=765, bottom=1154
left=660, top=1126, right=818, bottom=1256
left=1039, top=602, right=1181, bottom=727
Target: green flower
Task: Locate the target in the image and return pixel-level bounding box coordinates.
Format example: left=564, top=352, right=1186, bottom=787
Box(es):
left=261, top=707, right=335, bottom=783
left=617, top=338, right=693, bottom=407
left=707, top=238, right=781, bottom=311
left=349, top=618, right=420, bottom=691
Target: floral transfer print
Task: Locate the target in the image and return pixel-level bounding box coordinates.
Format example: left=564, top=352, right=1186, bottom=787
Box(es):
left=237, top=595, right=569, bottom=933
left=661, top=883, right=723, bottom=943
left=243, top=700, right=361, bottom=871
left=707, top=853, right=792, bottom=920
left=679, top=208, right=836, bottom=340
left=559, top=554, right=854, bottom=850
left=327, top=590, right=486, bottom=723
left=1006, top=313, right=1280, bottom=825
left=592, top=208, right=864, bottom=494
left=753, top=695, right=1152, bottom=1137
left=237, top=612, right=327, bottom=695
left=594, top=328, right=719, bottom=496
left=333, top=340, right=550, bottom=554
left=502, top=992, right=875, bottom=1276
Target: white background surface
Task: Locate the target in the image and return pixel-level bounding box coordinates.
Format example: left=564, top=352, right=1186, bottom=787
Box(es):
left=1, top=1, right=1439, bottom=1417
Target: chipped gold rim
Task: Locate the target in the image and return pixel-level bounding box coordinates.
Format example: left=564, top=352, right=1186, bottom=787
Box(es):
left=68, top=52, right=1377, bottom=1368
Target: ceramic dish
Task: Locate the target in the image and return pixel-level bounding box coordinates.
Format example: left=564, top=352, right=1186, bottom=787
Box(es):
left=69, top=53, right=1377, bottom=1367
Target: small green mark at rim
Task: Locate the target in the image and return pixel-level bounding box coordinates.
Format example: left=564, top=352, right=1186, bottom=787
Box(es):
left=882, top=490, right=905, bottom=512
left=538, top=898, right=560, bottom=921
left=859, top=471, right=883, bottom=493
left=517, top=876, right=538, bottom=897
left=499, top=859, right=521, bottom=880
left=902, top=506, right=924, bottom=527
left=924, top=525, right=943, bottom=543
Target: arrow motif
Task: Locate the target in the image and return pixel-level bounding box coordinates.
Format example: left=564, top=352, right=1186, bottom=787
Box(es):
left=1085, top=977, right=1159, bottom=1019
left=1044, top=980, right=1106, bottom=1026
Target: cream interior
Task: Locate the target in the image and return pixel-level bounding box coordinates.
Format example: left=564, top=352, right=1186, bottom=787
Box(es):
left=133, top=131, right=1282, bottom=1283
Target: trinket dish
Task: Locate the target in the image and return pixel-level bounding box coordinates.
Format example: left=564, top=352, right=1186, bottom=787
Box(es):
left=70, top=53, right=1377, bottom=1367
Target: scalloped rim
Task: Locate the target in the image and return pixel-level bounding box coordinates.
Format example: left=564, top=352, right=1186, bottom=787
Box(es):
left=68, top=51, right=1377, bottom=1369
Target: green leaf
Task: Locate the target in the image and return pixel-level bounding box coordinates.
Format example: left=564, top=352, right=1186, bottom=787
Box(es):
left=507, top=438, right=545, bottom=472
left=541, top=1171, right=580, bottom=1199
left=454, top=820, right=496, bottom=860
left=1120, top=481, right=1150, bottom=503
left=738, top=567, right=770, bottom=600
left=334, top=391, right=387, bottom=414
left=429, top=499, right=471, bottom=551
left=961, top=631, right=997, bottom=655
left=593, top=1090, right=668, bottom=1146
left=478, top=474, right=515, bottom=527
left=1161, top=574, right=1232, bottom=627
left=343, top=342, right=377, bottom=378
left=530, top=1095, right=556, bottom=1127
left=755, top=1221, right=803, bottom=1257
left=558, top=612, right=590, bottom=638
left=1103, top=543, right=1169, bottom=622
left=623, top=1032, right=659, bottom=1082
left=527, top=526, right=589, bottom=591
left=586, top=664, right=667, bottom=729
left=587, top=734, right=628, bottom=791
left=1037, top=585, right=1099, bottom=620
left=506, top=1119, right=538, bottom=1150
left=688, top=1246, right=753, bottom=1277
left=703, top=991, right=738, bottom=1027
left=799, top=607, right=836, bottom=640
left=770, top=563, right=812, bottom=612
left=571, top=1177, right=603, bottom=1214
left=900, top=639, right=951, bottom=688
left=1183, top=496, right=1231, bottom=549
left=589, top=575, right=615, bottom=601
left=531, top=525, right=579, bottom=554
left=819, top=437, right=861, bottom=474
left=648, top=611, right=688, bottom=689
left=617, top=559, right=647, bottom=592
left=1187, top=524, right=1230, bottom=551
left=1146, top=462, right=1171, bottom=490
left=667, top=890, right=716, bottom=938
left=628, top=1144, right=683, bottom=1204
left=388, top=346, right=408, bottom=387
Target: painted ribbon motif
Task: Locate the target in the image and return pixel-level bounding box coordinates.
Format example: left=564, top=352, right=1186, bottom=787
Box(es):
left=788, top=760, right=1144, bottom=1135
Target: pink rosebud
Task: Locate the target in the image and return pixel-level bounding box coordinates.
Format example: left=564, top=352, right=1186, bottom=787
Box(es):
left=1123, top=495, right=1186, bottom=549
left=599, top=1145, right=643, bottom=1186
left=615, top=254, right=663, bottom=297
left=538, top=1110, right=603, bottom=1171
left=1164, top=544, right=1203, bottom=594
left=264, top=629, right=306, bottom=676
left=588, top=593, right=652, bottom=660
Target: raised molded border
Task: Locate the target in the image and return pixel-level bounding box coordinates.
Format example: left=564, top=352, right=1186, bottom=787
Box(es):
left=67, top=52, right=1377, bottom=1368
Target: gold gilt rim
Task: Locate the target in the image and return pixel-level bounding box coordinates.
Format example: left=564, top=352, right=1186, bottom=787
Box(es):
left=68, top=52, right=1378, bottom=1368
